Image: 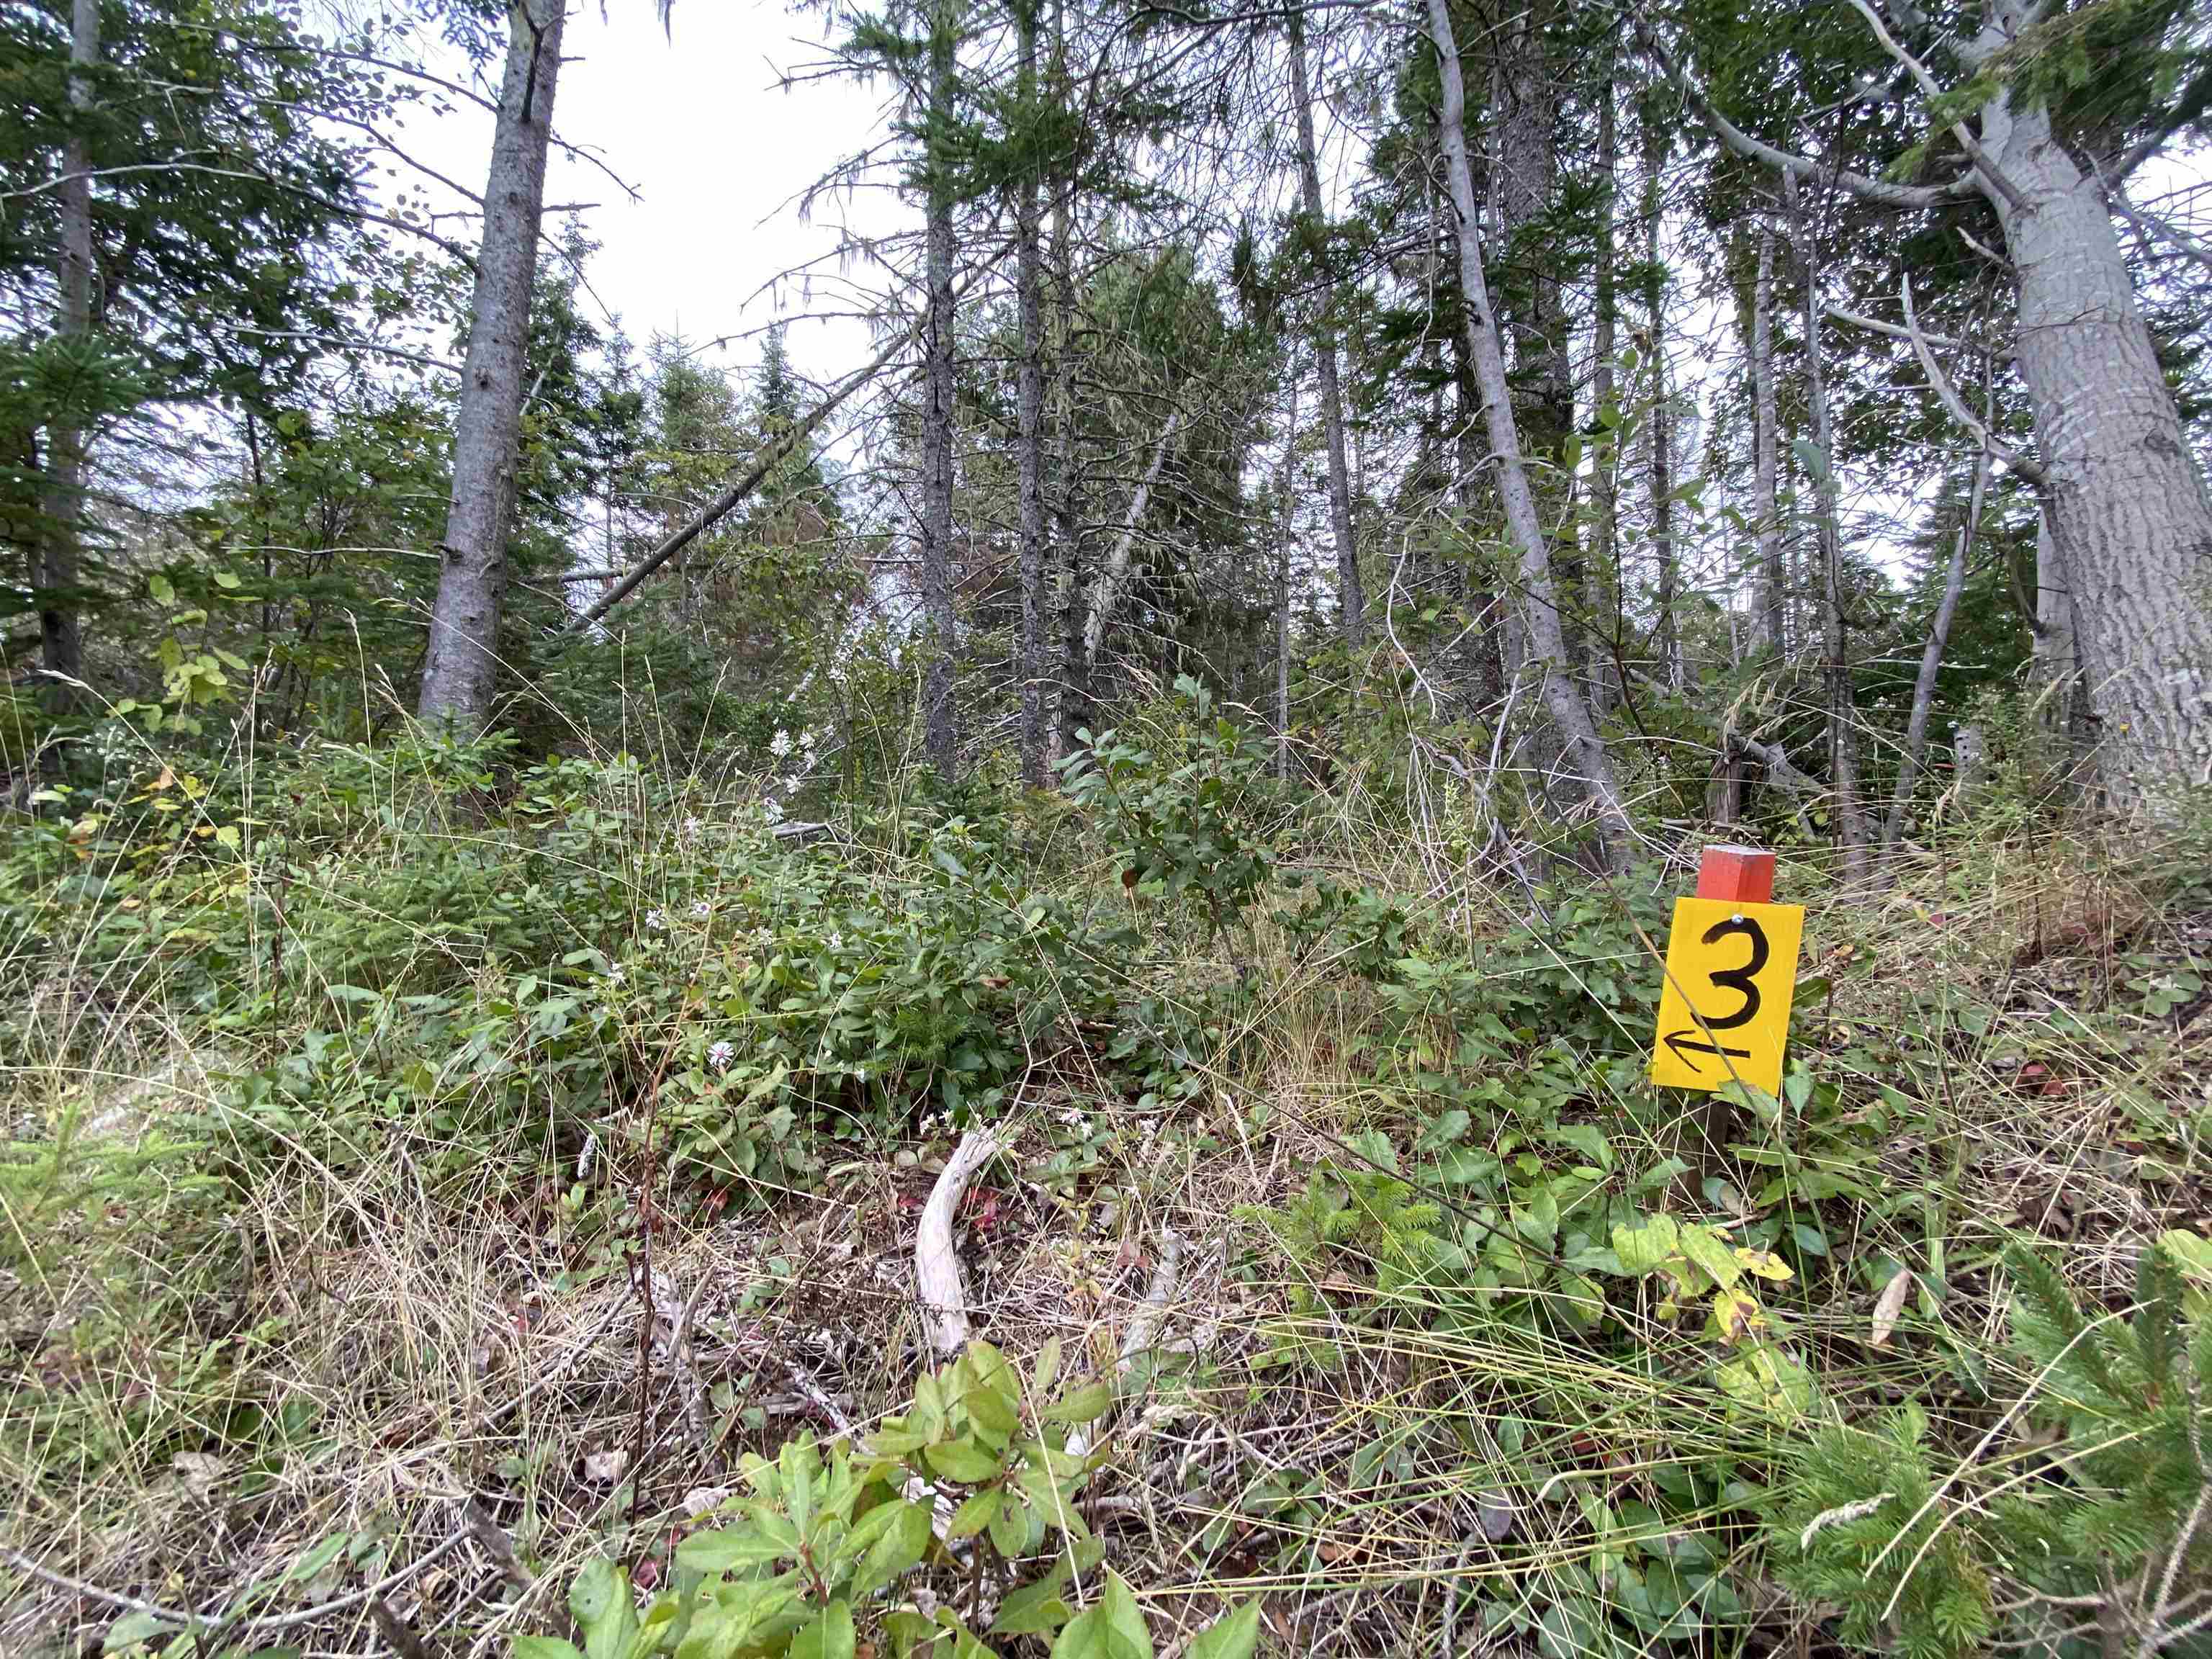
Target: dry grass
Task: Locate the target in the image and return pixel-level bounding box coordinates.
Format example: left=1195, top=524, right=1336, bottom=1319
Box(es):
left=3, top=797, right=2208, bottom=1658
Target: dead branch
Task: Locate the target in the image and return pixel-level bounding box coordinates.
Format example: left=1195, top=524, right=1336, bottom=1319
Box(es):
left=916, top=1128, right=1002, bottom=1357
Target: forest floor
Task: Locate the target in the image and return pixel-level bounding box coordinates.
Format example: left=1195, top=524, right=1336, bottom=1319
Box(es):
left=3, top=739, right=2209, bottom=1658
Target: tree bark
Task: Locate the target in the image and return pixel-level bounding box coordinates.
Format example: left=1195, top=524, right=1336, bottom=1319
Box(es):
left=1277, top=361, right=1298, bottom=778
left=1640, top=105, right=1679, bottom=689
left=1014, top=0, right=1047, bottom=789
left=1426, top=0, right=1633, bottom=867
left=1050, top=0, right=1087, bottom=765
left=1786, top=176, right=1871, bottom=879
left=1289, top=15, right=1362, bottom=654
left=1968, top=0, right=2212, bottom=806
left=1496, top=3, right=1579, bottom=678
left=917, top=0, right=961, bottom=783
left=416, top=0, right=563, bottom=730
left=1588, top=53, right=1621, bottom=715
left=1748, top=225, right=1785, bottom=657
left=38, top=0, right=99, bottom=699
left=1884, top=453, right=1983, bottom=853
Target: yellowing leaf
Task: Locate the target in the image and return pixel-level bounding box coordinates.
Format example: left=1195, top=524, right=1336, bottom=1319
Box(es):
left=1869, top=1267, right=1913, bottom=1348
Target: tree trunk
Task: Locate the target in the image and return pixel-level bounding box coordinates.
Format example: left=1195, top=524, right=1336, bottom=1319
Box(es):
left=1496, top=3, right=1578, bottom=678
left=1049, top=0, right=1087, bottom=765
left=1884, top=455, right=1983, bottom=854
left=1588, top=53, right=1621, bottom=716
left=417, top=0, right=563, bottom=730
left=1081, top=410, right=1181, bottom=670
left=1786, top=176, right=1870, bottom=879
left=1641, top=106, right=1679, bottom=689
left=1426, top=0, right=1633, bottom=867
left=38, top=0, right=98, bottom=699
left=1748, top=225, right=1785, bottom=658
left=1970, top=0, right=2212, bottom=806
left=1014, top=0, right=1047, bottom=789
left=917, top=0, right=961, bottom=783
left=1277, top=362, right=1298, bottom=779
left=1289, top=15, right=1362, bottom=654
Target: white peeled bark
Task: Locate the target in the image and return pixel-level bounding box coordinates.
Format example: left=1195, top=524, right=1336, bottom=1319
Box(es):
left=915, top=1128, right=1002, bottom=1357
left=416, top=0, right=564, bottom=731
left=1426, top=0, right=1633, bottom=868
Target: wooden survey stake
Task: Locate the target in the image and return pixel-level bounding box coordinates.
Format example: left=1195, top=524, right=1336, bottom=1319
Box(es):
left=1649, top=845, right=1804, bottom=1097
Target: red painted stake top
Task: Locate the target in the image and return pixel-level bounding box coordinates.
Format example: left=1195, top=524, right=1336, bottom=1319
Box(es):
left=1696, top=844, right=1776, bottom=904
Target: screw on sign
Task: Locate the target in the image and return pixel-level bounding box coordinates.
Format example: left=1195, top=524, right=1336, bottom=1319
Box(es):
left=1649, top=845, right=1804, bottom=1097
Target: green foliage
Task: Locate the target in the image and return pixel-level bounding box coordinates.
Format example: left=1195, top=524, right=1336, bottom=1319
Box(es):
left=1767, top=1235, right=2212, bottom=1659
left=522, top=1344, right=1256, bottom=1659
left=1060, top=677, right=1280, bottom=944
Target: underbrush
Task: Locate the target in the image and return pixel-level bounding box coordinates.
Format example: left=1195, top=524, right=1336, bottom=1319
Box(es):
left=3, top=698, right=2208, bottom=1658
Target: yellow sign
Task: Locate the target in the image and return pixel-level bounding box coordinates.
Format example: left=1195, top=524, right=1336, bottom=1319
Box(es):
left=1649, top=896, right=1804, bottom=1096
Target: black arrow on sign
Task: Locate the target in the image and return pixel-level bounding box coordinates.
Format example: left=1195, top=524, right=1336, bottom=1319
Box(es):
left=1662, top=1028, right=1754, bottom=1074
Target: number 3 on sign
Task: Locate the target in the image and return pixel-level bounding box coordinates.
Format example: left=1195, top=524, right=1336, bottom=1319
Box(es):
left=1649, top=896, right=1804, bottom=1096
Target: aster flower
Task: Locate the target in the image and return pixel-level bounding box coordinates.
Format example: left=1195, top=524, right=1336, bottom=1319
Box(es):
left=709, top=1039, right=734, bottom=1072
left=769, top=729, right=795, bottom=760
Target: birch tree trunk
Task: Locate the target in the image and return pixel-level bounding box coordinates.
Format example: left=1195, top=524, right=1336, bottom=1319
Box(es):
left=1014, top=0, right=1047, bottom=788
left=1969, top=0, right=2212, bottom=806
left=917, top=0, right=962, bottom=782
left=1289, top=15, right=1362, bottom=654
left=1426, top=0, right=1633, bottom=867
left=1786, top=177, right=1870, bottom=879
left=38, top=0, right=98, bottom=697
left=417, top=0, right=564, bottom=730
left=1751, top=225, right=1784, bottom=658
left=1640, top=107, right=1680, bottom=689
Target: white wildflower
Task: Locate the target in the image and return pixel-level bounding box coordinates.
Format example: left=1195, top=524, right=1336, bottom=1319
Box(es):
left=682, top=815, right=702, bottom=838
left=760, top=796, right=784, bottom=825
left=644, top=908, right=666, bottom=932
left=607, top=964, right=625, bottom=984
left=769, top=729, right=795, bottom=760
left=691, top=899, right=712, bottom=920
left=826, top=931, right=842, bottom=951
left=709, top=1039, right=734, bottom=1072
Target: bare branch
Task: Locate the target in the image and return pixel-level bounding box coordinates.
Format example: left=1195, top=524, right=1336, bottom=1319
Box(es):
left=1632, top=7, right=1978, bottom=212
left=1842, top=0, right=2033, bottom=213
left=1902, top=274, right=2048, bottom=485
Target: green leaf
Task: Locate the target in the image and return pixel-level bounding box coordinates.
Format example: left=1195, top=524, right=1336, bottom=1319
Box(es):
left=1100, top=1573, right=1154, bottom=1659
left=925, top=1437, right=1004, bottom=1483
left=514, top=1641, right=585, bottom=1659
left=1678, top=1226, right=1743, bottom=1292
left=949, top=1488, right=1002, bottom=1539
left=1046, top=1381, right=1114, bottom=1425
left=569, top=1559, right=639, bottom=1659
left=1186, top=1601, right=1262, bottom=1659
left=850, top=1500, right=932, bottom=1603
left=789, top=1602, right=855, bottom=1659
left=1611, top=1215, right=1679, bottom=1277
left=675, top=1525, right=788, bottom=1574
left=994, top=1576, right=1074, bottom=1637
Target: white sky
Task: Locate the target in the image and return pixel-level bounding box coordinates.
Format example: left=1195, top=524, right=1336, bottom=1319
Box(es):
left=396, top=1, right=917, bottom=392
